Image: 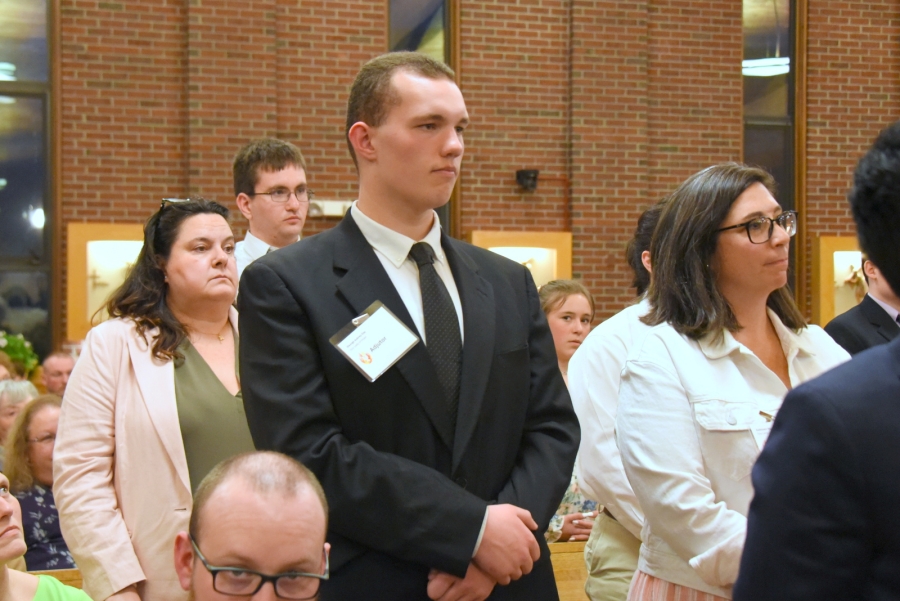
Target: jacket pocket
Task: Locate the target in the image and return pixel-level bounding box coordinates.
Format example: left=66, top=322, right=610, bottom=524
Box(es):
left=692, top=399, right=759, bottom=482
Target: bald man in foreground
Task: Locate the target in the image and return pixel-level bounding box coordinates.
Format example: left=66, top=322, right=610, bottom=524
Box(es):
left=174, top=452, right=330, bottom=601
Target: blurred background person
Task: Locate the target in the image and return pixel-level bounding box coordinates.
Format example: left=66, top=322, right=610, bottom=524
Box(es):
left=568, top=200, right=664, bottom=601
left=54, top=198, right=255, bottom=601
left=0, top=381, right=38, bottom=470
left=0, top=352, right=15, bottom=382
left=617, top=163, right=849, bottom=600
left=0, top=472, right=90, bottom=600
left=824, top=256, right=899, bottom=354
left=40, top=353, right=75, bottom=397
left=539, top=279, right=598, bottom=543
left=4, top=395, right=74, bottom=571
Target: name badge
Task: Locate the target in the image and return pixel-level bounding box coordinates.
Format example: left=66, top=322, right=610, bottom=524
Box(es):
left=329, top=300, right=419, bottom=382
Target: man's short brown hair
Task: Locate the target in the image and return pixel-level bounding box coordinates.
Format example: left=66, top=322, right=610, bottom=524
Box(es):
left=189, top=451, right=328, bottom=541
left=233, top=138, right=307, bottom=197
left=345, top=51, right=455, bottom=168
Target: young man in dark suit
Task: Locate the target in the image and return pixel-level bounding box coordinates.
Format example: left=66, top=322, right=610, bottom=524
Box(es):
left=238, top=52, right=579, bottom=601
left=824, top=258, right=900, bottom=354
left=734, top=121, right=900, bottom=600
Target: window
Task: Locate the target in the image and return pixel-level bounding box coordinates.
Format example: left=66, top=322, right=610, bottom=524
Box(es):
left=0, top=0, right=52, bottom=358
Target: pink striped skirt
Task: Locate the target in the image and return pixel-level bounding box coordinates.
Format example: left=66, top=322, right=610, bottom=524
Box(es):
left=626, top=570, right=730, bottom=601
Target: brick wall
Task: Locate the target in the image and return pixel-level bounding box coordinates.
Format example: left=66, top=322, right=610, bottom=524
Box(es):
left=56, top=0, right=900, bottom=338
left=803, top=0, right=900, bottom=312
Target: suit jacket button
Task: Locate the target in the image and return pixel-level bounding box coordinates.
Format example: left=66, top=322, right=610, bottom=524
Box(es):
left=455, top=477, right=467, bottom=489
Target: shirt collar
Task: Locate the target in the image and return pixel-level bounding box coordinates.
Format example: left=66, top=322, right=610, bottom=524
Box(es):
left=698, top=308, right=815, bottom=359
left=350, top=200, right=446, bottom=268
left=242, top=230, right=299, bottom=257
left=868, top=293, right=900, bottom=323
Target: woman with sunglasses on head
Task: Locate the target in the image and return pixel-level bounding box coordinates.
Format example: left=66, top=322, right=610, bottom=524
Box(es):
left=616, top=163, right=849, bottom=600
left=54, top=199, right=255, bottom=601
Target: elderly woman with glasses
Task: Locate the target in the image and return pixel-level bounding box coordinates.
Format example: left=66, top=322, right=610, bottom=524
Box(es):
left=4, top=395, right=73, bottom=571
left=615, top=163, right=849, bottom=600
left=54, top=199, right=256, bottom=601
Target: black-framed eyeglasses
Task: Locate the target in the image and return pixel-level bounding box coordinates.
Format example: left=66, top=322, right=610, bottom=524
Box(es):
left=715, top=210, right=798, bottom=244
left=190, top=536, right=328, bottom=599
left=249, top=187, right=315, bottom=204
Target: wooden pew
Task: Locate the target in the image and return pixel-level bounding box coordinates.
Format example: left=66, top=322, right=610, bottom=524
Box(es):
left=549, top=541, right=589, bottom=601
left=30, top=568, right=84, bottom=589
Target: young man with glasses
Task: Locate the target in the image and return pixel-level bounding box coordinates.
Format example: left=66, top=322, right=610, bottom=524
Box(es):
left=174, top=451, right=330, bottom=601
left=234, top=138, right=312, bottom=278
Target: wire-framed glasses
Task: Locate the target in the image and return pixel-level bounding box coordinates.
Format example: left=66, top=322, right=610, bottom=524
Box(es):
left=715, top=210, right=798, bottom=244
left=190, top=536, right=329, bottom=599
left=249, top=187, right=315, bottom=204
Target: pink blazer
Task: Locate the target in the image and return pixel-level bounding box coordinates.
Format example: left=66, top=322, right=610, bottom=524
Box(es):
left=54, top=309, right=237, bottom=601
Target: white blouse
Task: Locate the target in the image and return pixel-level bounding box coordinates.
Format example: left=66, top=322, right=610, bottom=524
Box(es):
left=616, top=310, right=849, bottom=598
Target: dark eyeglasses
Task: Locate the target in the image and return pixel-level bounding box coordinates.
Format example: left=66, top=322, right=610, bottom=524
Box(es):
left=190, top=536, right=328, bottom=599
left=715, top=210, right=798, bottom=244
left=249, top=187, right=315, bottom=204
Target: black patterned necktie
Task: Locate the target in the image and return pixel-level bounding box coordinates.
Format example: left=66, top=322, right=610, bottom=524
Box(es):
left=408, top=242, right=462, bottom=427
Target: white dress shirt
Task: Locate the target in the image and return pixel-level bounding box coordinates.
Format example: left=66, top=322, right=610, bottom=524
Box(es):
left=235, top=231, right=300, bottom=279
left=617, top=311, right=850, bottom=597
left=568, top=298, right=651, bottom=539
left=350, top=201, right=464, bottom=342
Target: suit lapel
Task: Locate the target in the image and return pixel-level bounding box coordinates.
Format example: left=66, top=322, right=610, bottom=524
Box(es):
left=332, top=216, right=456, bottom=450
left=861, top=295, right=900, bottom=342
left=127, top=328, right=191, bottom=495
left=443, top=236, right=496, bottom=472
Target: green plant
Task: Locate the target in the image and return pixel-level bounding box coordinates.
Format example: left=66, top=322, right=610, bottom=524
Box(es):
left=0, top=331, right=40, bottom=377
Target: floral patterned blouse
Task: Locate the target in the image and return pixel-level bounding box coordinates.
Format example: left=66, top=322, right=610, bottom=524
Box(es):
left=15, top=484, right=77, bottom=571
left=545, top=469, right=598, bottom=543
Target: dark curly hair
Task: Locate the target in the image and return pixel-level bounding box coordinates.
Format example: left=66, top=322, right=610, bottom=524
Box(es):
left=104, top=199, right=230, bottom=361
left=625, top=199, right=667, bottom=296
left=849, top=121, right=900, bottom=295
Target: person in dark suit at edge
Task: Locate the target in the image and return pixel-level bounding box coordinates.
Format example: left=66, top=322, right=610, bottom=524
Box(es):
left=238, top=51, right=579, bottom=601
left=734, top=120, right=900, bottom=600
left=824, top=256, right=900, bottom=354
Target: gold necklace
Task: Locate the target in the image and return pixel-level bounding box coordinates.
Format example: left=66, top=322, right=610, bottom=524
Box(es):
left=191, top=322, right=230, bottom=343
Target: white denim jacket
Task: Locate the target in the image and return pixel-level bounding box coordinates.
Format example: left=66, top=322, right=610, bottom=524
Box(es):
left=617, top=310, right=849, bottom=598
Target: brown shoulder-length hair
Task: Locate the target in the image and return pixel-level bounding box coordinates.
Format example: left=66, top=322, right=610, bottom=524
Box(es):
left=643, top=162, right=806, bottom=340
left=5, top=394, right=61, bottom=493
left=104, top=198, right=230, bottom=361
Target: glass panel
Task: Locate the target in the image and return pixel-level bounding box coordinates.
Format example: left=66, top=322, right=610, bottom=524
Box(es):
left=0, top=95, right=46, bottom=260
left=743, top=0, right=790, bottom=118
left=0, top=270, right=50, bottom=359
left=744, top=125, right=793, bottom=210
left=0, top=0, right=48, bottom=83
left=389, top=0, right=446, bottom=63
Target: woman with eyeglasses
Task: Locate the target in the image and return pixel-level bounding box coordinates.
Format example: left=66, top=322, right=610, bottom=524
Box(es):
left=616, top=163, right=849, bottom=600
left=54, top=199, right=256, bottom=601
left=4, top=395, right=73, bottom=571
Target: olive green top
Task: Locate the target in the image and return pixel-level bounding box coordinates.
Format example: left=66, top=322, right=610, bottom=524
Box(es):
left=174, top=334, right=256, bottom=493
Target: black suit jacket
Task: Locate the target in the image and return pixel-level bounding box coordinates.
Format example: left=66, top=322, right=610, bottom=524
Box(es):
left=238, top=215, right=579, bottom=600
left=734, top=337, right=900, bottom=601
left=824, top=294, right=899, bottom=355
